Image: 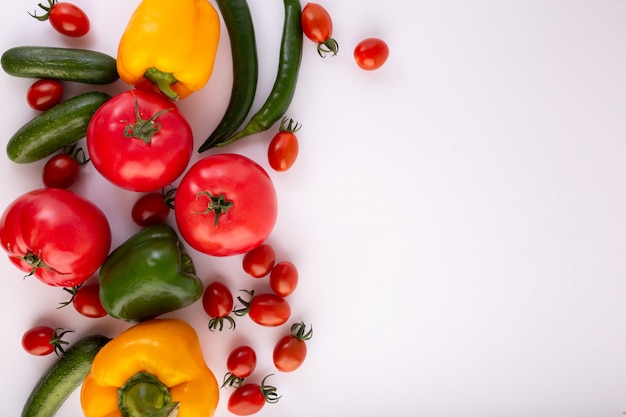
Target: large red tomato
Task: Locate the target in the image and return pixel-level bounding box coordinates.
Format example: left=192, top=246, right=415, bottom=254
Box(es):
left=174, top=154, right=278, bottom=256
left=86, top=89, right=193, bottom=192
left=0, top=188, right=111, bottom=287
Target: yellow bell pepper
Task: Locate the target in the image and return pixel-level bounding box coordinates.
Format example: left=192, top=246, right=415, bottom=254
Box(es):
left=80, top=319, right=219, bottom=417
left=116, top=0, right=220, bottom=100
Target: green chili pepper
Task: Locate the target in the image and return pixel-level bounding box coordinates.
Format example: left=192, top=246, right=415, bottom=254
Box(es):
left=217, top=0, right=303, bottom=147
left=98, top=224, right=203, bottom=323
left=198, top=0, right=258, bottom=152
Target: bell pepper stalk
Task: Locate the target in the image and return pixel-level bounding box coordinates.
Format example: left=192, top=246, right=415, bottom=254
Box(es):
left=98, top=224, right=203, bottom=322
left=116, top=0, right=220, bottom=100
left=80, top=318, right=219, bottom=417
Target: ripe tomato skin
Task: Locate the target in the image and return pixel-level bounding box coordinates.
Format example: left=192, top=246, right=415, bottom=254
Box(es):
left=268, top=131, right=299, bottom=172
left=269, top=261, right=299, bottom=297
left=21, top=326, right=56, bottom=356
left=249, top=293, right=291, bottom=327
left=228, top=384, right=266, bottom=416
left=242, top=244, right=276, bottom=278
left=0, top=188, right=111, bottom=287
left=354, top=38, right=390, bottom=70
left=73, top=282, right=107, bottom=318
left=87, top=89, right=193, bottom=192
left=42, top=153, right=80, bottom=188
left=301, top=3, right=333, bottom=43
left=131, top=192, right=171, bottom=227
left=227, top=345, right=257, bottom=379
left=174, top=154, right=278, bottom=257
left=203, top=281, right=234, bottom=319
left=273, top=322, right=313, bottom=372
left=27, top=79, right=63, bottom=111
left=49, top=2, right=90, bottom=37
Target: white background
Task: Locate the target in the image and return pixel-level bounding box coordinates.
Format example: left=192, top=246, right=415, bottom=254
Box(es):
left=1, top=0, right=626, bottom=416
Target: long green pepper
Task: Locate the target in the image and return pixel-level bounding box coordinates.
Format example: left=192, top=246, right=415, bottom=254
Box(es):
left=218, top=0, right=303, bottom=147
left=198, top=0, right=258, bottom=152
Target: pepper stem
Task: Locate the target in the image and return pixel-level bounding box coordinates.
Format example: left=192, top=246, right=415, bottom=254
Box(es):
left=118, top=372, right=179, bottom=417
left=144, top=67, right=180, bottom=101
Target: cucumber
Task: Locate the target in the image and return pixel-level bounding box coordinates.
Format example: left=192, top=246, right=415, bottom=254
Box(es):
left=1, top=46, right=119, bottom=84
left=21, top=334, right=110, bottom=417
left=7, top=91, right=111, bottom=163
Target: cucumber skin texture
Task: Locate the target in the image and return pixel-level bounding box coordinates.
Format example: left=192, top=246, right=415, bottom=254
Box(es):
left=1, top=46, right=119, bottom=84
left=7, top=91, right=111, bottom=163
left=21, top=334, right=110, bottom=417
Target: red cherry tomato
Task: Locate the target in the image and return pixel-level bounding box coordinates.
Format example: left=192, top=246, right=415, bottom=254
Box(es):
left=203, top=281, right=236, bottom=331
left=131, top=191, right=173, bottom=227
left=26, top=79, right=63, bottom=111
left=174, top=154, right=278, bottom=257
left=72, top=282, right=107, bottom=318
left=21, top=326, right=72, bottom=356
left=354, top=38, right=389, bottom=70
left=269, top=261, right=298, bottom=297
left=42, top=153, right=80, bottom=188
left=242, top=244, right=276, bottom=278
left=30, top=1, right=90, bottom=37
left=235, top=291, right=291, bottom=327
left=268, top=118, right=300, bottom=172
left=227, top=375, right=280, bottom=416
left=87, top=89, right=193, bottom=192
left=227, top=345, right=257, bottom=379
left=301, top=3, right=339, bottom=57
left=273, top=322, right=313, bottom=372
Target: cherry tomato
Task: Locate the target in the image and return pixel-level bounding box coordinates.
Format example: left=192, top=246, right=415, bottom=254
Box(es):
left=0, top=188, right=112, bottom=287
left=242, top=244, right=276, bottom=278
left=131, top=190, right=174, bottom=227
left=72, top=282, right=107, bottom=318
left=174, top=154, right=278, bottom=257
left=87, top=89, right=193, bottom=192
left=30, top=1, right=90, bottom=37
left=227, top=375, right=281, bottom=416
left=203, top=281, right=236, bottom=331
left=235, top=291, right=291, bottom=327
left=268, top=118, right=300, bottom=172
left=301, top=3, right=339, bottom=57
left=42, top=154, right=80, bottom=188
left=26, top=79, right=63, bottom=111
left=273, top=322, right=313, bottom=372
left=354, top=38, right=389, bottom=70
left=227, top=345, right=257, bottom=379
left=21, top=326, right=72, bottom=356
left=269, top=261, right=299, bottom=297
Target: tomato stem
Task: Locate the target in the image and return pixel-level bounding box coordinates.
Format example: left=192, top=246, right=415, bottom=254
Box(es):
left=208, top=316, right=236, bottom=332
left=21, top=250, right=67, bottom=277
left=193, top=191, right=234, bottom=227
left=233, top=290, right=254, bottom=317
left=279, top=117, right=302, bottom=133
left=123, top=92, right=172, bottom=144
left=318, top=38, right=339, bottom=58
left=221, top=372, right=245, bottom=389
left=50, top=327, right=74, bottom=356
left=28, top=0, right=57, bottom=21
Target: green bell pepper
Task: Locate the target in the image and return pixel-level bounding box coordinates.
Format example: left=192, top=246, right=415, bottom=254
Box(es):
left=99, top=223, right=203, bottom=322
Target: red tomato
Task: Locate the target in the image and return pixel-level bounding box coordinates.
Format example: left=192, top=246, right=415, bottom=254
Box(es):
left=203, top=281, right=236, bottom=331
left=235, top=291, right=291, bottom=327
left=42, top=153, right=80, bottom=188
left=72, top=282, right=107, bottom=318
left=30, top=1, right=90, bottom=37
left=174, top=154, right=278, bottom=257
left=26, top=79, right=63, bottom=111
left=227, top=376, right=280, bottom=416
left=21, top=326, right=71, bottom=356
left=273, top=322, right=313, bottom=372
left=301, top=3, right=339, bottom=57
left=227, top=345, right=257, bottom=379
left=354, top=38, right=389, bottom=70
left=87, top=89, right=193, bottom=192
left=131, top=191, right=172, bottom=227
left=242, top=244, right=276, bottom=278
left=268, top=118, right=300, bottom=172
left=269, top=261, right=298, bottom=297
left=0, top=188, right=111, bottom=287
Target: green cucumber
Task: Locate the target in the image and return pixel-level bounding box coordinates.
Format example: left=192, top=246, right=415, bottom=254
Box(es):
left=1, top=46, right=119, bottom=84
left=7, top=91, right=111, bottom=163
left=21, top=334, right=110, bottom=417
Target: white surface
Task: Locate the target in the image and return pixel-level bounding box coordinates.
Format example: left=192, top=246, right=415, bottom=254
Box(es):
left=1, top=0, right=626, bottom=416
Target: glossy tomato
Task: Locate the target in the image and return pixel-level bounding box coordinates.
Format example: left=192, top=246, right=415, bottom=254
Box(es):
left=235, top=291, right=291, bottom=327
left=174, top=154, right=278, bottom=256
left=131, top=191, right=173, bottom=227
left=301, top=3, right=338, bottom=57
left=227, top=375, right=280, bottom=416
left=268, top=118, right=300, bottom=172
left=269, top=261, right=298, bottom=297
left=273, top=322, right=313, bottom=372
left=21, top=326, right=72, bottom=356
left=0, top=188, right=111, bottom=287
left=227, top=345, right=257, bottom=379
left=30, top=0, right=90, bottom=37
left=203, top=281, right=236, bottom=331
left=72, top=282, right=107, bottom=318
left=354, top=38, right=389, bottom=70
left=87, top=89, right=193, bottom=192
left=42, top=153, right=80, bottom=188
left=242, top=244, right=276, bottom=278
left=27, top=79, right=63, bottom=111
